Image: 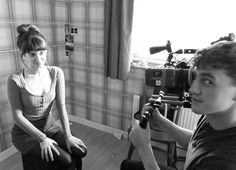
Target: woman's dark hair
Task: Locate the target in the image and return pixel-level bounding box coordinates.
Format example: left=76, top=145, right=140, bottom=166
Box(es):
left=16, top=24, right=48, bottom=57
left=193, top=41, right=236, bottom=84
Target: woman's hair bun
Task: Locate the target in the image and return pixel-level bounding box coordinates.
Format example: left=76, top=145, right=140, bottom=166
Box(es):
left=17, top=24, right=40, bottom=36
left=16, top=24, right=45, bottom=52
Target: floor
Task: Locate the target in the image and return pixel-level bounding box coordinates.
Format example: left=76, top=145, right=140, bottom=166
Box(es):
left=70, top=122, right=132, bottom=170
left=0, top=122, right=184, bottom=170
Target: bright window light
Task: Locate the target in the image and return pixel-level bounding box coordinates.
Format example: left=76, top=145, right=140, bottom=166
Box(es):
left=131, top=0, right=236, bottom=67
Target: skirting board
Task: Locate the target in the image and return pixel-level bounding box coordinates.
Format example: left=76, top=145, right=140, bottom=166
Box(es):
left=0, top=145, right=18, bottom=162
left=68, top=115, right=129, bottom=139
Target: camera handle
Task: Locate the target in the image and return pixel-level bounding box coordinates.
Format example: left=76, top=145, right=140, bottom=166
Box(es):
left=139, top=91, right=165, bottom=129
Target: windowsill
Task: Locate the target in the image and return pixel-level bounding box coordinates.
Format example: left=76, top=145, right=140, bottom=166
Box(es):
left=131, top=62, right=147, bottom=69
left=131, top=58, right=165, bottom=69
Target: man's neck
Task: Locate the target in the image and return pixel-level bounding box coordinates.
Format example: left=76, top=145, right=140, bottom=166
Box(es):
left=207, top=105, right=236, bottom=130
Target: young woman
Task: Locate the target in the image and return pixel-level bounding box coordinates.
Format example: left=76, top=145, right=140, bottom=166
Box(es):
left=7, top=24, right=87, bottom=170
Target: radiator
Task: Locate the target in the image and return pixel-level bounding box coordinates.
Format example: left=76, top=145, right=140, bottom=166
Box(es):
left=176, top=108, right=201, bottom=130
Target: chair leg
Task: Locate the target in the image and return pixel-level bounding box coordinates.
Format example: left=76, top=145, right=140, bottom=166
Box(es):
left=127, top=143, right=135, bottom=160
left=167, top=142, right=177, bottom=168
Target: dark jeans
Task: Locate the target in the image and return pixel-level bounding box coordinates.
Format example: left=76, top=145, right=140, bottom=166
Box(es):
left=120, top=160, right=176, bottom=170
left=22, top=130, right=87, bottom=170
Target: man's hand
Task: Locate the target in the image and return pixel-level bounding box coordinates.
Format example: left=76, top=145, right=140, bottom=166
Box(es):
left=40, top=137, right=60, bottom=162
left=141, top=102, right=164, bottom=126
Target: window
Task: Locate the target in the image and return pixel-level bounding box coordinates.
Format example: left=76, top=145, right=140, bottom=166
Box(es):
left=131, top=0, right=236, bottom=68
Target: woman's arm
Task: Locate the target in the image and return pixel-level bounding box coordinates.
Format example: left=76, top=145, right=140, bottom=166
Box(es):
left=8, top=75, right=60, bottom=161
left=7, top=75, right=47, bottom=142
left=55, top=68, right=86, bottom=153
left=55, top=68, right=72, bottom=138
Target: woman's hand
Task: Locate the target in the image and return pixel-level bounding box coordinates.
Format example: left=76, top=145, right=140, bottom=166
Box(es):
left=40, top=137, right=60, bottom=162
left=65, top=136, right=87, bottom=154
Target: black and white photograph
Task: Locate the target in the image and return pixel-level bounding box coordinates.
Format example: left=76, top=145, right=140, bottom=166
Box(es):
left=0, top=0, right=236, bottom=170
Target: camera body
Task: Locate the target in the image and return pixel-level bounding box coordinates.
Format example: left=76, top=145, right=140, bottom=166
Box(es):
left=145, top=67, right=190, bottom=97
left=138, top=67, right=191, bottom=129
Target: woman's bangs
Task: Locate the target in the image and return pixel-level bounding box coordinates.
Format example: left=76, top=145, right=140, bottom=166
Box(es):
left=27, top=37, right=47, bottom=52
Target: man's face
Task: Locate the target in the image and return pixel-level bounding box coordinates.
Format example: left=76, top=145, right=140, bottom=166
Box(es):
left=189, top=68, right=236, bottom=115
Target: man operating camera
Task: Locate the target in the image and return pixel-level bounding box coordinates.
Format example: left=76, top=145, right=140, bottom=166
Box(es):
left=121, top=41, right=236, bottom=170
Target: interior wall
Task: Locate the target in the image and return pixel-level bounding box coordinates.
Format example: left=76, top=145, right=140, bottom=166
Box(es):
left=0, top=0, right=145, bottom=152
left=69, top=0, right=146, bottom=129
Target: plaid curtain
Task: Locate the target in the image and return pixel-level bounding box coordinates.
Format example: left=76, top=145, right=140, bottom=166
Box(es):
left=104, top=0, right=134, bottom=80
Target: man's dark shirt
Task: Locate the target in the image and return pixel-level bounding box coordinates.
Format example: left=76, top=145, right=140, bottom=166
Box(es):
left=185, top=115, right=236, bottom=170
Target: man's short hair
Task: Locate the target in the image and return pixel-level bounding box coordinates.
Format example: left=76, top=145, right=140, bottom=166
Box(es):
left=193, top=41, right=236, bottom=84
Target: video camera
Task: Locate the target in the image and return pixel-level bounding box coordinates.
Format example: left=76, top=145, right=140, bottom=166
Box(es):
left=146, top=34, right=235, bottom=100
left=146, top=40, right=196, bottom=101
left=137, top=41, right=195, bottom=129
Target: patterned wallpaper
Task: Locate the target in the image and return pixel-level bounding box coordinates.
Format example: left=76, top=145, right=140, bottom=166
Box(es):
left=0, top=0, right=146, bottom=152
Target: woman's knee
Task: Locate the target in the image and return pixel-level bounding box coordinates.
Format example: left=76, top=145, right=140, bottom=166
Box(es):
left=71, top=145, right=87, bottom=158
left=53, top=145, right=73, bottom=167
left=58, top=152, right=72, bottom=166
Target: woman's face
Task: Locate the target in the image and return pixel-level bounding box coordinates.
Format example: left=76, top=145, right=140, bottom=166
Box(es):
left=22, top=39, right=47, bottom=69
left=24, top=50, right=47, bottom=69
left=189, top=68, right=236, bottom=115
